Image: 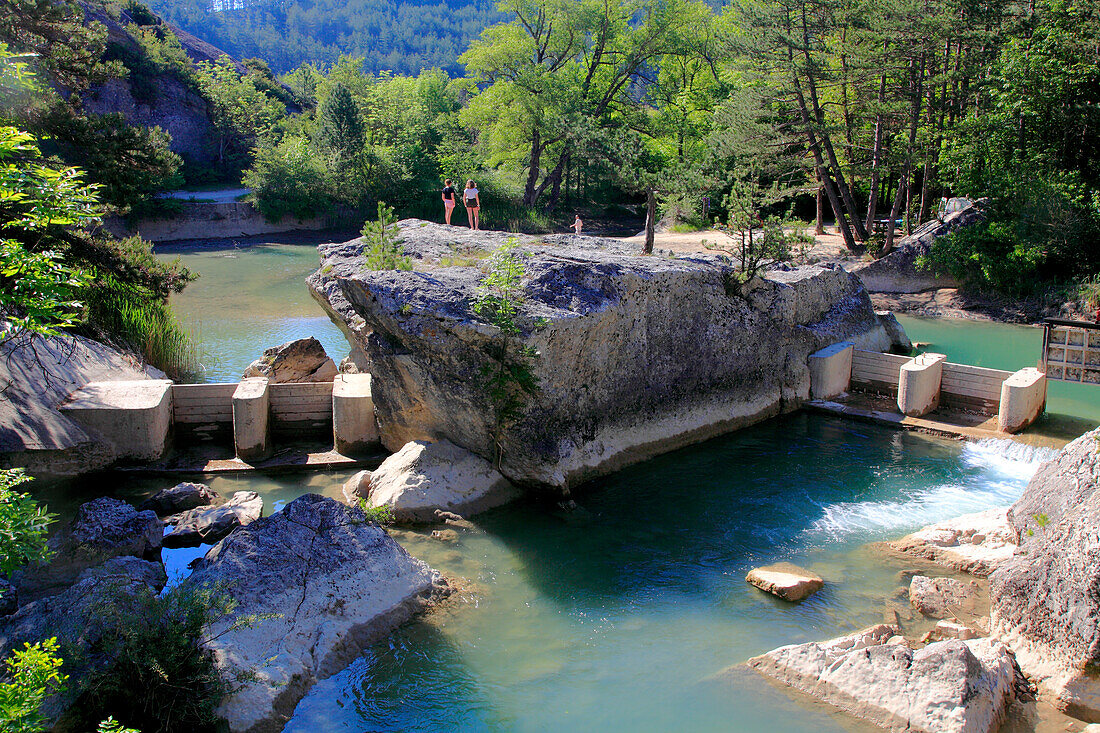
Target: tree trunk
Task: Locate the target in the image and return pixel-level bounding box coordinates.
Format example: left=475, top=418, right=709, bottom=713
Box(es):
left=644, top=187, right=656, bottom=255
left=864, top=63, right=888, bottom=232
left=542, top=151, right=569, bottom=213
left=815, top=171, right=825, bottom=235
left=882, top=174, right=907, bottom=255
left=522, top=127, right=543, bottom=206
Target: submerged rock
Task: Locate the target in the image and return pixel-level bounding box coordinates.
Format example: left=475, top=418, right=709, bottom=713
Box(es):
left=343, top=439, right=521, bottom=523
left=163, top=490, right=263, bottom=548
left=309, top=220, right=893, bottom=490
left=746, top=563, right=824, bottom=602
left=990, top=427, right=1100, bottom=721
left=746, top=624, right=1019, bottom=732
left=909, top=575, right=982, bottom=619
left=242, top=336, right=338, bottom=383
left=140, top=481, right=218, bottom=516
left=186, top=494, right=447, bottom=733
left=890, top=507, right=1016, bottom=577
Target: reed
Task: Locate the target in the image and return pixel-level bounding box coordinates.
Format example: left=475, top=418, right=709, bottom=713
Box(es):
left=83, top=273, right=205, bottom=381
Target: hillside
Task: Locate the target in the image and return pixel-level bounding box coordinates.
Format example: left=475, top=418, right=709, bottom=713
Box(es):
left=138, top=0, right=503, bottom=75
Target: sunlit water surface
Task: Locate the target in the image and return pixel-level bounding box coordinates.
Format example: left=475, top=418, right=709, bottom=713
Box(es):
left=133, top=241, right=1097, bottom=730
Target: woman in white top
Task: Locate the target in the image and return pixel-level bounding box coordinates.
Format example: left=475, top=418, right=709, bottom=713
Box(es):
left=464, top=179, right=480, bottom=230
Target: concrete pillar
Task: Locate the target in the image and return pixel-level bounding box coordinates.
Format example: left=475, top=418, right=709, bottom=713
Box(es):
left=233, top=377, right=270, bottom=461
left=332, top=373, right=379, bottom=455
left=59, top=380, right=173, bottom=460
left=808, top=341, right=854, bottom=399
left=998, top=368, right=1046, bottom=434
left=897, top=352, right=946, bottom=417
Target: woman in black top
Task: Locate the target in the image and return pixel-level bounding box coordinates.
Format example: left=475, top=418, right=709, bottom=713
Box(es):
left=441, top=179, right=458, bottom=225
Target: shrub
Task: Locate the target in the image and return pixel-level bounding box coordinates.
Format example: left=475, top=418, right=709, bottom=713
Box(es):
left=0, top=638, right=67, bottom=733
left=0, top=469, right=55, bottom=577
left=361, top=201, right=412, bottom=271
left=356, top=498, right=395, bottom=525
left=244, top=135, right=331, bottom=221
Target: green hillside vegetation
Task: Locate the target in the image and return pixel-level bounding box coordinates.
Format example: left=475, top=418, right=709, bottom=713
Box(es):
left=141, top=0, right=504, bottom=76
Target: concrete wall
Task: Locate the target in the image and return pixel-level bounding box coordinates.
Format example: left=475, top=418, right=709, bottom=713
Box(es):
left=269, top=382, right=333, bottom=438
left=105, top=202, right=327, bottom=243
left=940, top=362, right=1012, bottom=413
left=851, top=350, right=911, bottom=395
left=169, top=382, right=333, bottom=441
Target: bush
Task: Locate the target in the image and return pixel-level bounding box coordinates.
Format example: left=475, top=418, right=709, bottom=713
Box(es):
left=244, top=135, right=332, bottom=221
left=361, top=201, right=412, bottom=271
left=0, top=469, right=55, bottom=577
left=0, top=638, right=67, bottom=733
left=74, top=584, right=242, bottom=732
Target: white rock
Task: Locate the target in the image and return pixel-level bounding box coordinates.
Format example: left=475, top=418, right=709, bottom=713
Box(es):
left=163, top=491, right=263, bottom=547
left=909, top=575, right=983, bottom=619
left=345, top=440, right=521, bottom=523
left=891, top=508, right=1016, bottom=577
left=926, top=620, right=981, bottom=642
left=746, top=563, right=824, bottom=602
left=747, top=626, right=1019, bottom=733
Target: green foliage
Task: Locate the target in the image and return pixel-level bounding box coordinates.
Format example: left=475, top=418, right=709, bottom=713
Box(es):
left=473, top=237, right=539, bottom=462
left=360, top=201, right=411, bottom=271
left=0, top=638, right=67, bottom=733
left=0, top=468, right=55, bottom=578
left=705, top=175, right=797, bottom=291
left=316, top=83, right=364, bottom=165
left=97, top=716, right=141, bottom=733
left=243, top=135, right=331, bottom=221
left=1033, top=513, right=1050, bottom=528
left=356, top=498, right=395, bottom=525
left=75, top=583, right=252, bottom=732
left=81, top=271, right=203, bottom=380
left=194, top=57, right=285, bottom=174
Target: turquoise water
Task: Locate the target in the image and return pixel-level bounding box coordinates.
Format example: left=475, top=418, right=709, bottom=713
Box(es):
left=157, top=234, right=353, bottom=382
left=135, top=243, right=1091, bottom=730
left=897, top=314, right=1100, bottom=425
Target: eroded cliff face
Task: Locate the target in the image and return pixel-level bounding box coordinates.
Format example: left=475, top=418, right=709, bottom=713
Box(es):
left=308, top=220, right=892, bottom=491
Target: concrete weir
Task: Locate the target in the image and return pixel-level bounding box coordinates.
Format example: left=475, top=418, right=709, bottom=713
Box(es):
left=57, top=374, right=380, bottom=467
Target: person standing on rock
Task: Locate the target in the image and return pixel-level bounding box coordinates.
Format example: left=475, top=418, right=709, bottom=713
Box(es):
left=464, top=179, right=480, bottom=230
left=441, top=179, right=458, bottom=225
left=571, top=214, right=583, bottom=235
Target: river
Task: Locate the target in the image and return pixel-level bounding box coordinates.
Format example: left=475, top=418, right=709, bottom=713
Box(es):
left=134, top=237, right=1100, bottom=730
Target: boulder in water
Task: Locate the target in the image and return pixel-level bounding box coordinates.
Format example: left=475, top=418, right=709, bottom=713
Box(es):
left=140, top=481, right=218, bottom=516
left=163, top=490, right=262, bottom=547
left=185, top=494, right=447, bottom=733
left=746, top=563, right=824, bottom=602
left=342, top=439, right=520, bottom=523
left=308, top=220, right=894, bottom=490
left=746, top=624, right=1020, bottom=732
left=890, top=507, right=1016, bottom=577
left=242, top=336, right=337, bottom=383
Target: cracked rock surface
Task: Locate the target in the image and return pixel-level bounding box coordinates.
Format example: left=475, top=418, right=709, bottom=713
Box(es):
left=186, top=494, right=447, bottom=733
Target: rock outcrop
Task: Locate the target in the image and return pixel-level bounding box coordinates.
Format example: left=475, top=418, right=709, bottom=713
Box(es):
left=850, top=200, right=987, bottom=294
left=15, top=497, right=162, bottom=601
left=746, top=624, right=1020, bottom=732
left=342, top=439, right=521, bottom=523
left=140, top=481, right=219, bottom=515
left=242, top=336, right=338, bottom=383
left=890, top=507, right=1016, bottom=577
left=745, top=563, right=824, bottom=602
left=186, top=494, right=447, bottom=732
left=0, top=333, right=161, bottom=476
left=0, top=556, right=167, bottom=723
left=990, top=427, right=1100, bottom=721
left=909, top=575, right=982, bottom=619
left=163, top=490, right=263, bottom=548
left=309, top=220, right=894, bottom=490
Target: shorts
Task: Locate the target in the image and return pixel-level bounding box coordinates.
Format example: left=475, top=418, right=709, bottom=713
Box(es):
left=444, top=199, right=455, bottom=209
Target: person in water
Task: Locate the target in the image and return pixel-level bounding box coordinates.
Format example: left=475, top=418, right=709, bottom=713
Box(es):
left=441, top=179, right=457, bottom=225
left=464, top=179, right=480, bottom=230
left=571, top=214, right=583, bottom=234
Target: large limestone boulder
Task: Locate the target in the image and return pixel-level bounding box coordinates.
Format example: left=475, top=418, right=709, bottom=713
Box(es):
left=746, top=625, right=1020, bottom=732
left=745, top=563, right=824, bottom=602
left=0, top=556, right=167, bottom=724
left=909, top=575, right=982, bottom=619
left=850, top=200, right=987, bottom=294
left=186, top=494, right=448, bottom=733
left=140, top=481, right=219, bottom=516
left=242, top=336, right=337, bottom=383
left=309, top=220, right=893, bottom=490
left=342, top=439, right=521, bottom=523
left=15, top=497, right=162, bottom=601
left=163, top=490, right=263, bottom=548
left=990, top=427, right=1100, bottom=721
left=890, top=507, right=1016, bottom=577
